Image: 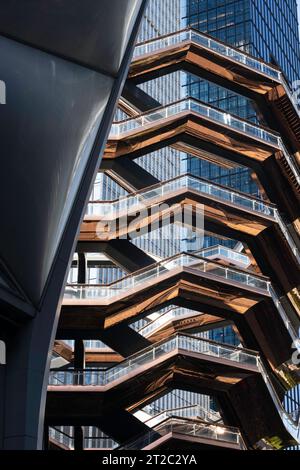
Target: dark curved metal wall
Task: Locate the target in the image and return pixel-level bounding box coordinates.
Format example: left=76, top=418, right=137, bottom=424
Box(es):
left=0, top=0, right=147, bottom=450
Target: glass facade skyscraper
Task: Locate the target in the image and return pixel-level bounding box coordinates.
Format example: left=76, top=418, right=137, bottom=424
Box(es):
left=181, top=0, right=300, bottom=197
left=183, top=0, right=300, bottom=84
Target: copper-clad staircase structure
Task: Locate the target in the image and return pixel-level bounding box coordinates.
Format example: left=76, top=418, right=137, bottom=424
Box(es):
left=47, top=28, right=300, bottom=451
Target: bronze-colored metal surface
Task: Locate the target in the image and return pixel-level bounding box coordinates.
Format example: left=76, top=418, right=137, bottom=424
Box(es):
left=53, top=341, right=73, bottom=363
left=129, top=40, right=276, bottom=96
left=128, top=32, right=300, bottom=152
left=58, top=268, right=293, bottom=371
left=105, top=113, right=275, bottom=162
left=48, top=28, right=300, bottom=450
left=80, top=194, right=300, bottom=293
left=104, top=112, right=300, bottom=223
left=141, top=431, right=244, bottom=451
left=46, top=348, right=294, bottom=448
left=53, top=341, right=124, bottom=365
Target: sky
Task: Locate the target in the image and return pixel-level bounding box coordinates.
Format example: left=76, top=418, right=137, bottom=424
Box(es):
left=298, top=1, right=300, bottom=35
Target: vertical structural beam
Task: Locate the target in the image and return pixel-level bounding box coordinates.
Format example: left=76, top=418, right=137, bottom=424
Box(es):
left=74, top=339, right=85, bottom=386
left=74, top=426, right=84, bottom=451
left=43, top=424, right=49, bottom=450
left=77, top=253, right=87, bottom=284
left=74, top=339, right=85, bottom=369
left=73, top=341, right=85, bottom=449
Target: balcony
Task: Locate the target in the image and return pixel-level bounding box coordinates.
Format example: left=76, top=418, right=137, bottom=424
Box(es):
left=119, top=416, right=247, bottom=450
left=49, top=334, right=259, bottom=387
left=129, top=28, right=300, bottom=151
left=110, top=98, right=280, bottom=147
left=86, top=173, right=299, bottom=264
left=87, top=174, right=277, bottom=219
left=64, top=252, right=270, bottom=302
left=105, top=98, right=300, bottom=226
left=48, top=333, right=299, bottom=446
left=133, top=28, right=281, bottom=81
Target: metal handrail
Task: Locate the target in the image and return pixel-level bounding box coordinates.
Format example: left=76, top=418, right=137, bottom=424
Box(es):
left=143, top=404, right=222, bottom=426
left=134, top=27, right=300, bottom=127
left=87, top=173, right=277, bottom=218
left=49, top=333, right=259, bottom=387
left=257, top=357, right=300, bottom=444
left=64, top=252, right=270, bottom=301
left=49, top=333, right=300, bottom=444
left=49, top=333, right=300, bottom=443
left=110, top=97, right=280, bottom=145
left=109, top=97, right=300, bottom=202
left=117, top=416, right=246, bottom=450
left=137, top=307, right=203, bottom=338
left=89, top=172, right=276, bottom=207
left=134, top=27, right=281, bottom=80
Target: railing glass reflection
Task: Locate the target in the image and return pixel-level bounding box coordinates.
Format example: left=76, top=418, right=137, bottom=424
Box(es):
left=138, top=307, right=201, bottom=338
left=199, top=245, right=250, bottom=266
left=87, top=174, right=276, bottom=219
left=144, top=404, right=222, bottom=428
left=64, top=253, right=270, bottom=300
left=49, top=333, right=259, bottom=387
left=87, top=173, right=299, bottom=262
left=118, top=417, right=246, bottom=450
left=110, top=97, right=300, bottom=198
left=134, top=28, right=300, bottom=124
left=134, top=28, right=280, bottom=81
left=110, top=98, right=280, bottom=148
left=49, top=427, right=118, bottom=450
left=257, top=358, right=300, bottom=444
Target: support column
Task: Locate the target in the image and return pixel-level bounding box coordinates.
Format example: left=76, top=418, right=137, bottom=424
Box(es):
left=43, top=424, right=49, bottom=450
left=74, top=340, right=85, bottom=386
left=77, top=253, right=87, bottom=284
left=74, top=426, right=84, bottom=451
